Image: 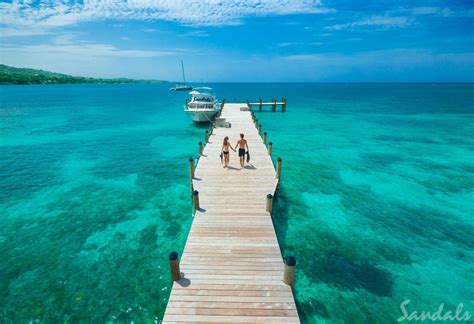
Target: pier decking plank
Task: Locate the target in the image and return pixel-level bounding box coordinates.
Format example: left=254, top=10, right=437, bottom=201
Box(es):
left=163, top=103, right=299, bottom=323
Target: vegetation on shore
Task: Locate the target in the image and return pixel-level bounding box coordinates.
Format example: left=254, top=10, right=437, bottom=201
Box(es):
left=0, top=64, right=166, bottom=85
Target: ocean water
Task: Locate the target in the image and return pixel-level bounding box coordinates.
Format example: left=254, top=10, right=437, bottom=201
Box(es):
left=1, top=83, right=473, bottom=323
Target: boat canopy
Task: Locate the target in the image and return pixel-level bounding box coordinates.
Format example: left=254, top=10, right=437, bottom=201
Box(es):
left=190, top=91, right=214, bottom=98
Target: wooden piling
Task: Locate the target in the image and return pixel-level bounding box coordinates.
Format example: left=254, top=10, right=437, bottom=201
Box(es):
left=169, top=251, right=181, bottom=281
left=276, top=157, right=282, bottom=179
left=205, top=130, right=209, bottom=143
left=189, top=157, right=195, bottom=180
left=282, top=98, right=287, bottom=112
left=283, top=256, right=296, bottom=286
left=192, top=190, right=200, bottom=210
left=263, top=132, right=267, bottom=145
left=266, top=194, right=273, bottom=213
left=258, top=124, right=262, bottom=135
left=268, top=141, right=273, bottom=155
left=272, top=99, right=276, bottom=111
left=198, top=141, right=203, bottom=156
left=259, top=98, right=263, bottom=111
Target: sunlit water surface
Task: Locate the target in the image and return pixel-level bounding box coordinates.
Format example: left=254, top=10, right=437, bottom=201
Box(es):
left=1, top=83, right=473, bottom=323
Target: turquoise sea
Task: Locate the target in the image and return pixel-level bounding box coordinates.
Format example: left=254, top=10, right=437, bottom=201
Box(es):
left=1, top=83, right=473, bottom=323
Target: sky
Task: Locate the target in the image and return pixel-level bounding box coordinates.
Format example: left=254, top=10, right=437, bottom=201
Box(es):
left=0, top=0, right=473, bottom=82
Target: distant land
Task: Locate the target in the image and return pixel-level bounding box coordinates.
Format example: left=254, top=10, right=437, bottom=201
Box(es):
left=0, top=64, right=167, bottom=85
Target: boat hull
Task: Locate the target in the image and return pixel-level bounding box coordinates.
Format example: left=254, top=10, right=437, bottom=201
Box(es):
left=171, top=86, right=193, bottom=91
left=188, top=110, right=219, bottom=122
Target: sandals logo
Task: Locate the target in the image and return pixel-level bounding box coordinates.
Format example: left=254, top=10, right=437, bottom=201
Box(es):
left=397, top=300, right=472, bottom=322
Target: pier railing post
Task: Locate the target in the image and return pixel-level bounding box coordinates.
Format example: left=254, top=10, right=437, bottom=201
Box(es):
left=255, top=119, right=259, bottom=129
left=258, top=124, right=262, bottom=135
left=259, top=98, right=262, bottom=111
left=282, top=98, right=287, bottom=112
left=189, top=157, right=195, bottom=180
left=263, top=132, right=267, bottom=145
left=268, top=142, right=273, bottom=155
left=169, top=251, right=181, bottom=281
left=192, top=190, right=200, bottom=210
left=205, top=130, right=209, bottom=143
left=276, top=157, right=282, bottom=179
left=198, top=141, right=203, bottom=156
left=283, top=256, right=296, bottom=286
left=272, top=99, right=276, bottom=112
left=266, top=194, right=273, bottom=213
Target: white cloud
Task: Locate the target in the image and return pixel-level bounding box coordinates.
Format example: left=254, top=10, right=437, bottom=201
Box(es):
left=1, top=43, right=178, bottom=59
left=184, top=30, right=209, bottom=37
left=0, top=40, right=192, bottom=79
left=326, top=15, right=413, bottom=30
left=412, top=7, right=444, bottom=15
left=51, top=33, right=77, bottom=45
left=392, top=6, right=474, bottom=18
left=277, top=42, right=295, bottom=47
left=283, top=48, right=474, bottom=68
left=0, top=0, right=330, bottom=37
left=279, top=48, right=474, bottom=81
left=405, top=6, right=457, bottom=17
left=0, top=27, right=53, bottom=37
left=324, top=6, right=474, bottom=32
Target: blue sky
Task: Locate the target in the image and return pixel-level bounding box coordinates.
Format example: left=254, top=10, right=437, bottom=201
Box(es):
left=0, top=0, right=473, bottom=81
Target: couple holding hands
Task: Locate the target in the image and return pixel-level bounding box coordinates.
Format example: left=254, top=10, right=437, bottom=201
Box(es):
left=221, top=133, right=250, bottom=168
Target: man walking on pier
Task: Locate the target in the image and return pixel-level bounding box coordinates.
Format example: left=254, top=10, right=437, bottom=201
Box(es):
left=236, top=133, right=249, bottom=167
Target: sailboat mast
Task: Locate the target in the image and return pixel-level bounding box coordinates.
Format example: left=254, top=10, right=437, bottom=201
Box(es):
left=181, top=60, right=186, bottom=85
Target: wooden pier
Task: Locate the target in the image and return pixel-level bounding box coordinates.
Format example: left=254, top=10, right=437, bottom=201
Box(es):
left=247, top=98, right=287, bottom=112
left=163, top=103, right=299, bottom=323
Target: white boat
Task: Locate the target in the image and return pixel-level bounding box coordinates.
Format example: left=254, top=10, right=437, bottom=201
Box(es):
left=185, top=89, right=220, bottom=122
left=170, top=60, right=193, bottom=91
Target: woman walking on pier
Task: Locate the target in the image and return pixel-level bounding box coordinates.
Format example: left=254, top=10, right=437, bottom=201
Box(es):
left=221, top=136, right=235, bottom=168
